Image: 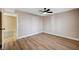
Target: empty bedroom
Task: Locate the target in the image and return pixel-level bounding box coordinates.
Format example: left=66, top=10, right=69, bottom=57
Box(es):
left=1, top=8, right=79, bottom=50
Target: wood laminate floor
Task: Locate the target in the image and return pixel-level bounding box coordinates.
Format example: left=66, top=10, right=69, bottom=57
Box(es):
left=3, top=33, right=79, bottom=50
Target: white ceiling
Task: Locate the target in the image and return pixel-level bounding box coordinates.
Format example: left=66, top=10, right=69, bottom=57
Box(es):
left=4, top=8, right=75, bottom=16
left=16, top=8, right=74, bottom=16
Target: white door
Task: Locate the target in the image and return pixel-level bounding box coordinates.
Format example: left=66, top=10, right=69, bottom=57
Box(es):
left=2, top=13, right=17, bottom=49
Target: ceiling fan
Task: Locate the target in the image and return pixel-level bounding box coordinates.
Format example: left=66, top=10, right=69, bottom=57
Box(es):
left=39, top=8, right=53, bottom=14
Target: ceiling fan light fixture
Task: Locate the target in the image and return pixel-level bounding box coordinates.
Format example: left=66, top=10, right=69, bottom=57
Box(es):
left=43, top=12, right=47, bottom=14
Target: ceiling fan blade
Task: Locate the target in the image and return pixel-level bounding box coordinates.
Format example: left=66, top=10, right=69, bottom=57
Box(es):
left=46, top=9, right=50, bottom=12
left=47, top=11, right=53, bottom=13
left=44, top=8, right=46, bottom=10
left=44, top=8, right=48, bottom=12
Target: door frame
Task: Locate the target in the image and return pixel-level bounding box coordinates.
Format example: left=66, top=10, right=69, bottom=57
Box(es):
left=2, top=12, right=18, bottom=49
left=0, top=11, right=2, bottom=49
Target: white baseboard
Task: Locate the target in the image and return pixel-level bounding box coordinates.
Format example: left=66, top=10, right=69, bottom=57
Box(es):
left=17, top=31, right=79, bottom=41
left=17, top=32, right=43, bottom=39
left=44, top=32, right=79, bottom=41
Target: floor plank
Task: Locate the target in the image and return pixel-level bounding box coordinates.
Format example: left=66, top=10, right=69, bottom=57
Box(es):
left=3, top=33, right=79, bottom=50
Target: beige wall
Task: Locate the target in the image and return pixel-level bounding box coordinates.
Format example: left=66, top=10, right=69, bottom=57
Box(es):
left=3, top=8, right=79, bottom=40
left=43, top=9, right=79, bottom=40
left=16, top=11, right=43, bottom=39
left=16, top=9, right=79, bottom=40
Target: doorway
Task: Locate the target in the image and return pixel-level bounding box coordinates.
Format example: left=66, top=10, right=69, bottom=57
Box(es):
left=2, top=13, right=17, bottom=49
